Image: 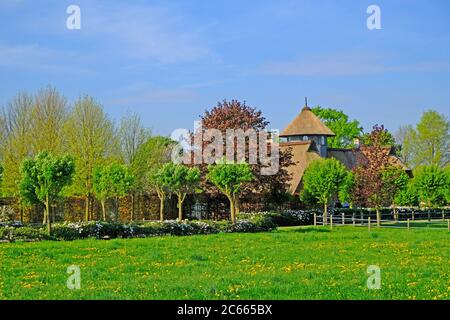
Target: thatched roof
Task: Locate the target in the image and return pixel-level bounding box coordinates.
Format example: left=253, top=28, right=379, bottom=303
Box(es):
left=330, top=147, right=411, bottom=171
left=327, top=148, right=358, bottom=169
left=281, top=106, right=335, bottom=137
left=281, top=141, right=321, bottom=194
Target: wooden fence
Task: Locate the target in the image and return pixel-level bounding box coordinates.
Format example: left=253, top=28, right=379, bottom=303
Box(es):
left=313, top=208, right=450, bottom=231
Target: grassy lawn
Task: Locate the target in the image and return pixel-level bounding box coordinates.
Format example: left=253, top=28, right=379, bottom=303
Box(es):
left=0, top=226, right=449, bottom=300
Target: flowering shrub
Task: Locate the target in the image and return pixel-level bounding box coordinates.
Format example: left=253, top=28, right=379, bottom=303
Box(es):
left=188, top=221, right=220, bottom=235
left=215, top=216, right=276, bottom=233
left=131, top=222, right=165, bottom=237
left=0, top=216, right=277, bottom=242
left=225, top=220, right=258, bottom=233
left=52, top=221, right=129, bottom=240
left=239, top=210, right=311, bottom=226
left=161, top=220, right=195, bottom=236
left=0, top=226, right=49, bottom=242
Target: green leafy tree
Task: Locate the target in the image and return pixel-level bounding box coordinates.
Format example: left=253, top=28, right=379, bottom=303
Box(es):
left=93, top=163, right=134, bottom=221
left=131, top=136, right=173, bottom=220
left=311, top=106, right=362, bottom=148
left=206, top=159, right=254, bottom=223
left=64, top=95, right=118, bottom=221
left=300, top=158, right=349, bottom=224
left=338, top=171, right=355, bottom=207
left=396, top=111, right=449, bottom=168
left=395, top=125, right=417, bottom=167
left=395, top=182, right=418, bottom=207
left=118, top=112, right=151, bottom=220
left=412, top=165, right=448, bottom=207
left=444, top=166, right=450, bottom=204
left=19, top=152, right=75, bottom=234
left=381, top=165, right=410, bottom=219
left=145, top=166, right=170, bottom=222
left=31, top=86, right=68, bottom=154
left=414, top=110, right=449, bottom=167
left=160, top=163, right=200, bottom=221
left=1, top=92, right=34, bottom=197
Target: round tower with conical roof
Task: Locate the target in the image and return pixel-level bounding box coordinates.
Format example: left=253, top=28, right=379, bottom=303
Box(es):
left=280, top=99, right=335, bottom=157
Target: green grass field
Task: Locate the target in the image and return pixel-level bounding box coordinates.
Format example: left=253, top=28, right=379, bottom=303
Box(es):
left=0, top=226, right=449, bottom=300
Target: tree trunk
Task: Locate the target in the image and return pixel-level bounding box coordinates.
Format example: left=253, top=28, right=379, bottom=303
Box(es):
left=234, top=196, right=240, bottom=219
left=323, top=203, right=328, bottom=225
left=228, top=195, right=236, bottom=224
left=177, top=196, right=183, bottom=221
left=131, top=193, right=135, bottom=221
left=393, top=202, right=398, bottom=221
left=376, top=208, right=381, bottom=227
left=159, top=197, right=164, bottom=222
left=235, top=197, right=241, bottom=216
left=46, top=194, right=51, bottom=235
left=42, top=207, right=47, bottom=225
left=85, top=195, right=89, bottom=222
left=90, top=196, right=94, bottom=221
left=116, top=196, right=119, bottom=222
left=101, top=200, right=106, bottom=221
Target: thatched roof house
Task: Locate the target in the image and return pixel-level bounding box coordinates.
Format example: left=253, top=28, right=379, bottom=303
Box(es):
left=280, top=102, right=411, bottom=194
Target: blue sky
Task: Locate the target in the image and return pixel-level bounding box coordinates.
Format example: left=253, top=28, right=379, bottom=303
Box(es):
left=0, top=0, right=449, bottom=136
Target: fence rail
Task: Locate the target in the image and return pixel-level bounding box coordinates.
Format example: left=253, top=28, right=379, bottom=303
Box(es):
left=313, top=212, right=450, bottom=231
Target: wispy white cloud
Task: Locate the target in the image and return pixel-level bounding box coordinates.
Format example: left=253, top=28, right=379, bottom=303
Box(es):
left=0, top=43, right=90, bottom=74
left=109, top=82, right=199, bottom=106
left=259, top=51, right=450, bottom=76
left=84, top=4, right=213, bottom=64
left=2, top=2, right=214, bottom=73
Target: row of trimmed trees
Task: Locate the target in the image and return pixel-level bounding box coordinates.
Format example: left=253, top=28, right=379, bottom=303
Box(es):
left=301, top=126, right=450, bottom=226
left=145, top=159, right=254, bottom=224
left=0, top=86, right=182, bottom=222
left=9, top=149, right=255, bottom=233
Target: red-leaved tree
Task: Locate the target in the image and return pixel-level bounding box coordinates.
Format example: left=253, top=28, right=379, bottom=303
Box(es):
left=191, top=99, right=294, bottom=217
left=352, top=125, right=395, bottom=226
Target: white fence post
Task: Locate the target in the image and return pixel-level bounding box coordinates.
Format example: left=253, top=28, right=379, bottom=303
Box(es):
left=330, top=215, right=333, bottom=230
left=313, top=213, right=317, bottom=226
left=368, top=216, right=371, bottom=232
left=342, top=213, right=345, bottom=225
left=407, top=218, right=410, bottom=230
